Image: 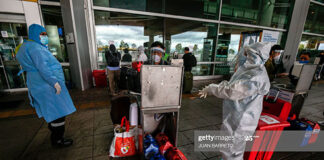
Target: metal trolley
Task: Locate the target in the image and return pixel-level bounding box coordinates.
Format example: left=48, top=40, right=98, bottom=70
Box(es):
left=139, top=65, right=184, bottom=147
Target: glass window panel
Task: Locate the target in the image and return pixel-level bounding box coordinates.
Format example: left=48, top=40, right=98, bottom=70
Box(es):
left=298, top=34, right=324, bottom=61
left=304, top=3, right=324, bottom=34
left=0, top=22, right=27, bottom=89
left=93, top=0, right=163, bottom=13
left=94, top=11, right=164, bottom=65
left=41, top=5, right=69, bottom=62
left=221, top=0, right=294, bottom=29
left=165, top=0, right=220, bottom=20
left=192, top=64, right=213, bottom=76
left=166, top=19, right=218, bottom=62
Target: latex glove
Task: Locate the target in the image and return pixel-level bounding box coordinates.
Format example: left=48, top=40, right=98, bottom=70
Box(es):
left=198, top=86, right=209, bottom=99
left=54, top=82, right=61, bottom=95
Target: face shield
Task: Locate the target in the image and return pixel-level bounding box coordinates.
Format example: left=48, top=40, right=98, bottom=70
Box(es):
left=273, top=49, right=284, bottom=64
left=150, top=47, right=164, bottom=64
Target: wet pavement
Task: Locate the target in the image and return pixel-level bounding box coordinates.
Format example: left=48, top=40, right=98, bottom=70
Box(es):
left=0, top=80, right=324, bottom=160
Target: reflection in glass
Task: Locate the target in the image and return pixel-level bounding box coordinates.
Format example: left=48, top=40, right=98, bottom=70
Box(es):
left=304, top=3, right=324, bottom=34
left=0, top=22, right=27, bottom=89
left=192, top=64, right=213, bottom=76
left=298, top=34, right=324, bottom=59
left=221, top=0, right=294, bottom=29
left=93, top=0, right=163, bottom=13
left=41, top=5, right=69, bottom=62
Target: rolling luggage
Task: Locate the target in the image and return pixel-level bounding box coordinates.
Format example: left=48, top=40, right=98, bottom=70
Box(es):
left=183, top=71, right=193, bottom=94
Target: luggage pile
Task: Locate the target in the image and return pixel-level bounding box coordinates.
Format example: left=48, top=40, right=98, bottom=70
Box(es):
left=144, top=133, right=187, bottom=160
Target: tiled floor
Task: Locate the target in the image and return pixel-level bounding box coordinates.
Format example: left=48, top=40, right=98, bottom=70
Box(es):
left=1, top=80, right=324, bottom=160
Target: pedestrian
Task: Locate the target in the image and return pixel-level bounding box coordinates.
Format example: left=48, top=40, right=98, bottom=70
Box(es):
left=149, top=41, right=168, bottom=65
left=198, top=42, right=272, bottom=160
left=264, top=44, right=286, bottom=82
left=182, top=47, right=197, bottom=93
left=121, top=48, right=132, bottom=62
left=16, top=24, right=75, bottom=147
left=105, top=44, right=121, bottom=96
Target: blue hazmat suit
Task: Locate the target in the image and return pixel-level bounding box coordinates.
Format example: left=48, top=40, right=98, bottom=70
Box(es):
left=16, top=24, right=76, bottom=123
left=202, top=42, right=272, bottom=160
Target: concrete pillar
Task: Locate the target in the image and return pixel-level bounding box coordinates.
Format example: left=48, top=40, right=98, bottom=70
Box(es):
left=282, top=0, right=310, bottom=71
left=22, top=0, right=42, bottom=27
left=60, top=0, right=93, bottom=90
left=259, top=0, right=275, bottom=27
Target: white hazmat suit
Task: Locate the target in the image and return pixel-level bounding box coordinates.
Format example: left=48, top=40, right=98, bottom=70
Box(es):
left=199, top=42, right=272, bottom=160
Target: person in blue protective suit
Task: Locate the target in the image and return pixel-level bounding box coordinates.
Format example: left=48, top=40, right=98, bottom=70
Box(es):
left=16, top=24, right=76, bottom=147
left=198, top=42, right=272, bottom=160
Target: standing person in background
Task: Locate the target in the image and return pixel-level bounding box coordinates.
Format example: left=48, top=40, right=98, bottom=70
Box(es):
left=16, top=24, right=75, bottom=147
left=182, top=47, right=197, bottom=93
left=105, top=44, right=121, bottom=96
left=121, top=48, right=132, bottom=62
left=265, top=44, right=286, bottom=82
left=150, top=41, right=169, bottom=65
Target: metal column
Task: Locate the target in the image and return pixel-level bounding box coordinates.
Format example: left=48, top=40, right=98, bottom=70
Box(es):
left=282, top=0, right=310, bottom=71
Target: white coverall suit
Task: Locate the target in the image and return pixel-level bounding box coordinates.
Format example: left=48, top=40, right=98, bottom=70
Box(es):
left=201, top=42, right=272, bottom=160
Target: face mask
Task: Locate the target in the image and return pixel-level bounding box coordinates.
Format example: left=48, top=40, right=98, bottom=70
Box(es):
left=153, top=55, right=161, bottom=63
left=40, top=35, right=49, bottom=46
left=273, top=55, right=281, bottom=64
left=299, top=60, right=309, bottom=64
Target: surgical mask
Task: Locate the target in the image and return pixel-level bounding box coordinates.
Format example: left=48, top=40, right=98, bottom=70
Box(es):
left=299, top=60, right=309, bottom=64
left=40, top=35, right=49, bottom=46
left=152, top=55, right=161, bottom=63
left=273, top=55, right=281, bottom=64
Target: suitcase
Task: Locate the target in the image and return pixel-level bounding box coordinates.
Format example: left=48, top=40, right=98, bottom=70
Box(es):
left=183, top=71, right=193, bottom=93
left=119, top=67, right=141, bottom=92
left=110, top=95, right=131, bottom=125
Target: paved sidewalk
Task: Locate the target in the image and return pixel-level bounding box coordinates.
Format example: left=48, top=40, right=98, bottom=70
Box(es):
left=1, top=80, right=324, bottom=160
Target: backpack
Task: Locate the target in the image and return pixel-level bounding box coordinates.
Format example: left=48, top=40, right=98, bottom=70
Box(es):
left=191, top=54, right=197, bottom=67
left=107, top=51, right=120, bottom=67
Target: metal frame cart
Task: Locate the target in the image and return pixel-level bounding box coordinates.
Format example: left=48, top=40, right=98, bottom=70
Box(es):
left=140, top=65, right=184, bottom=147
left=271, top=64, right=318, bottom=118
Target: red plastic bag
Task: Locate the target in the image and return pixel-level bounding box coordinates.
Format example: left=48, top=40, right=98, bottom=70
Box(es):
left=132, top=61, right=143, bottom=72
left=165, top=147, right=187, bottom=160
left=155, top=133, right=173, bottom=155
left=109, top=117, right=137, bottom=157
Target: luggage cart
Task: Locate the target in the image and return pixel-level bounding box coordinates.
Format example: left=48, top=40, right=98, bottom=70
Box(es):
left=140, top=65, right=184, bottom=148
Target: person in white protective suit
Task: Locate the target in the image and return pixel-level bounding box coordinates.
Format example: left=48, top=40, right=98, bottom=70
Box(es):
left=198, top=42, right=272, bottom=160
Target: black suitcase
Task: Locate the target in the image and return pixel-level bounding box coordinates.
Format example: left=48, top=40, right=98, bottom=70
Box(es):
left=110, top=95, right=131, bottom=125
left=119, top=67, right=141, bottom=93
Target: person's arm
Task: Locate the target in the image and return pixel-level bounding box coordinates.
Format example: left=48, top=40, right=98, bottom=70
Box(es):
left=28, top=47, right=58, bottom=87
left=205, top=80, right=260, bottom=101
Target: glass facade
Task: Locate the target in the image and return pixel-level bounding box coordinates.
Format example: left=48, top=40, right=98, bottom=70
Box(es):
left=93, top=0, right=290, bottom=76
left=41, top=5, right=69, bottom=62
left=304, top=3, right=324, bottom=34
left=93, top=0, right=220, bottom=20
left=298, top=34, right=324, bottom=61
left=221, top=0, right=294, bottom=29
left=41, top=5, right=72, bottom=87
left=0, top=22, right=27, bottom=89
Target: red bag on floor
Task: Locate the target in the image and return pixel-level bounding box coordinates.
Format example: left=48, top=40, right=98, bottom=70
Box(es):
left=155, top=133, right=174, bottom=155
left=165, top=147, right=187, bottom=160
left=109, top=116, right=137, bottom=157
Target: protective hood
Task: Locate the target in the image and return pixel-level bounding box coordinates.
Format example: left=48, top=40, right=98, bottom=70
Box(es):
left=138, top=46, right=144, bottom=54
left=244, top=42, right=272, bottom=66
left=28, top=24, right=46, bottom=45
left=109, top=44, right=117, bottom=53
